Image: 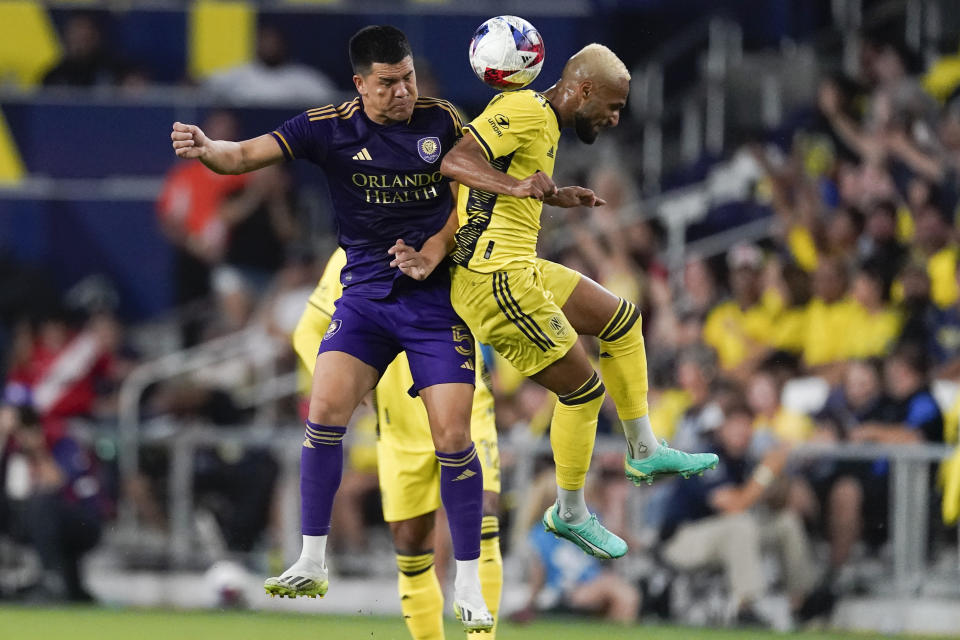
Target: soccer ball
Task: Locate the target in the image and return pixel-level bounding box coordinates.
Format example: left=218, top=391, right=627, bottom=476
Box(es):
left=468, top=16, right=545, bottom=91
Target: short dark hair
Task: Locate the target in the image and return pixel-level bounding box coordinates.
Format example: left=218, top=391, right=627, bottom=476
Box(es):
left=349, top=25, right=412, bottom=75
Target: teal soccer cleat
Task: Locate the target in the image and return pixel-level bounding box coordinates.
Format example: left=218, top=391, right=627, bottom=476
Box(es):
left=542, top=503, right=627, bottom=560
left=624, top=440, right=719, bottom=486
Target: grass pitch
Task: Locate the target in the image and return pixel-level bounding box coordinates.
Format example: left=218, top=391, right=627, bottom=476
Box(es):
left=0, top=606, right=944, bottom=639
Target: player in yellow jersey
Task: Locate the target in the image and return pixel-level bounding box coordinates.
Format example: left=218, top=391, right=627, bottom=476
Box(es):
left=292, top=248, right=503, bottom=640
left=391, top=44, right=718, bottom=560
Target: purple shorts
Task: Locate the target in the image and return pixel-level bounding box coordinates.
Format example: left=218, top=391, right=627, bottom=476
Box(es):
left=317, top=279, right=476, bottom=394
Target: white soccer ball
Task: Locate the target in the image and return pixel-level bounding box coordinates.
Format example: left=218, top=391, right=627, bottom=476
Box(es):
left=468, top=16, right=545, bottom=91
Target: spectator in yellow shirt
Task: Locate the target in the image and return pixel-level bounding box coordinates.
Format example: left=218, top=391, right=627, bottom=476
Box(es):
left=703, top=244, right=777, bottom=377
left=914, top=202, right=958, bottom=309
left=848, top=261, right=903, bottom=359
left=802, top=256, right=860, bottom=379
left=747, top=363, right=814, bottom=447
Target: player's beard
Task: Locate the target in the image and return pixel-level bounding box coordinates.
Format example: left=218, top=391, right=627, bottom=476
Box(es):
left=574, top=111, right=598, bottom=144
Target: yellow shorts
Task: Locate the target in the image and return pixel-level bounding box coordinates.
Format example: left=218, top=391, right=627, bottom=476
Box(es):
left=377, top=352, right=500, bottom=522
left=450, top=258, right=582, bottom=377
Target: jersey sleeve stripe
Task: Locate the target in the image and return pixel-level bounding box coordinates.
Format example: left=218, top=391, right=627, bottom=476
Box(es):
left=415, top=99, right=464, bottom=131
left=309, top=104, right=360, bottom=122
left=463, top=124, right=494, bottom=161
left=271, top=131, right=294, bottom=160
left=306, top=105, right=336, bottom=115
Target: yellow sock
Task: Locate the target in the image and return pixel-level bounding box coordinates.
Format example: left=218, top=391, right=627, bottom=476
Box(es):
left=597, top=298, right=649, bottom=421
left=551, top=372, right=605, bottom=490
left=477, top=516, right=502, bottom=637
left=396, top=552, right=444, bottom=640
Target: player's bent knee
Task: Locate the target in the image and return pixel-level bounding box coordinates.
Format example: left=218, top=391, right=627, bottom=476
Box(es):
left=307, top=395, right=355, bottom=426
left=390, top=513, right=436, bottom=555
left=431, top=426, right=472, bottom=453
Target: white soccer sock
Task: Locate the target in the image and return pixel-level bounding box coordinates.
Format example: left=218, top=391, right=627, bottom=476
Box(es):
left=299, top=534, right=327, bottom=568
left=622, top=414, right=659, bottom=460
left=556, top=487, right=589, bottom=525
left=453, top=558, right=483, bottom=603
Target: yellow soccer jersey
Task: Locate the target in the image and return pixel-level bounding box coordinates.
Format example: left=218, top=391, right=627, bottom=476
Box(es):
left=451, top=90, right=561, bottom=272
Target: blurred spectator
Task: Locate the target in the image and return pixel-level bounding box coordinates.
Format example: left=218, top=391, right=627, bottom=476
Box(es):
left=764, top=260, right=811, bottom=356
left=0, top=252, right=59, bottom=380
left=658, top=403, right=831, bottom=627
left=802, top=256, right=858, bottom=379
left=808, top=359, right=899, bottom=572
left=1, top=404, right=104, bottom=601
left=156, top=110, right=249, bottom=345
left=817, top=346, right=943, bottom=580
left=926, top=259, right=960, bottom=378
left=848, top=261, right=902, bottom=359
left=4, top=306, right=126, bottom=436
left=217, top=164, right=298, bottom=296
left=650, top=345, right=723, bottom=452
left=746, top=363, right=813, bottom=451
left=204, top=24, right=336, bottom=106
left=702, top=243, right=775, bottom=376
left=858, top=200, right=907, bottom=290
left=43, top=14, right=123, bottom=88
left=911, top=202, right=958, bottom=310
left=513, top=469, right=640, bottom=624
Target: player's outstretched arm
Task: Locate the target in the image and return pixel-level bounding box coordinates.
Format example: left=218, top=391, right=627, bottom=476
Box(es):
left=441, top=135, right=557, bottom=200
left=170, top=122, right=284, bottom=175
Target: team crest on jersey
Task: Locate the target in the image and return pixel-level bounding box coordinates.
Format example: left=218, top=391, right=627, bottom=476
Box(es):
left=323, top=319, right=342, bottom=341
left=417, top=137, right=441, bottom=163
left=548, top=315, right=568, bottom=339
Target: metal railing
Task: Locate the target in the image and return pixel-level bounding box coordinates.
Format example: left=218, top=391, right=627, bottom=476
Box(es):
left=115, top=326, right=297, bottom=531
left=131, top=418, right=958, bottom=598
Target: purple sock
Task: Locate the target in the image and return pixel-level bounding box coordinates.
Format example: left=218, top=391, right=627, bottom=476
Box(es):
left=437, top=443, right=483, bottom=561
left=300, top=420, right=347, bottom=536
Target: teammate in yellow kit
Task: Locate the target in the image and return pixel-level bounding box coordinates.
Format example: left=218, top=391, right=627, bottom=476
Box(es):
left=391, top=44, right=717, bottom=560
left=292, top=249, right=502, bottom=640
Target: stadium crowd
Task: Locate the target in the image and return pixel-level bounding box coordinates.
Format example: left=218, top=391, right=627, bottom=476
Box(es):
left=0, top=10, right=959, bottom=630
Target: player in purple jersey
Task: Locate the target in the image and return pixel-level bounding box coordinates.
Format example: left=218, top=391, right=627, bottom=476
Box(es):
left=170, top=26, right=493, bottom=631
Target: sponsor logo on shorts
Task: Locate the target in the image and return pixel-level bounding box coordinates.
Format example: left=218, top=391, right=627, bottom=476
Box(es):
left=461, top=360, right=475, bottom=370
left=323, top=319, right=342, bottom=340
left=548, top=315, right=568, bottom=339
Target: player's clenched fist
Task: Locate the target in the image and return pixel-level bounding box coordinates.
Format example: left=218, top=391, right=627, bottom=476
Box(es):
left=170, top=122, right=208, bottom=159
left=510, top=170, right=557, bottom=201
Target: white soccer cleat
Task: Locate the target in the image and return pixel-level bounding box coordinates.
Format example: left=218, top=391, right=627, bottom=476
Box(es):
left=454, top=598, right=495, bottom=633
left=264, top=559, right=328, bottom=599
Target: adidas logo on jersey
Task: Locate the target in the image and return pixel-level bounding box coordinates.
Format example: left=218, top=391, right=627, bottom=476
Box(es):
left=351, top=148, right=372, bottom=161
left=547, top=146, right=555, bottom=158
left=460, top=360, right=475, bottom=370
left=452, top=469, right=476, bottom=481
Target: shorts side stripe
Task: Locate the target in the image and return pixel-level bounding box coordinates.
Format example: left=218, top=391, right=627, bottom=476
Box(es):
left=492, top=272, right=550, bottom=352
left=492, top=273, right=551, bottom=352
left=500, top=272, right=555, bottom=349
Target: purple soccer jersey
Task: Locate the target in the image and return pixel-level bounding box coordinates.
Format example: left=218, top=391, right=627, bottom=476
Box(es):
left=271, top=97, right=463, bottom=298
